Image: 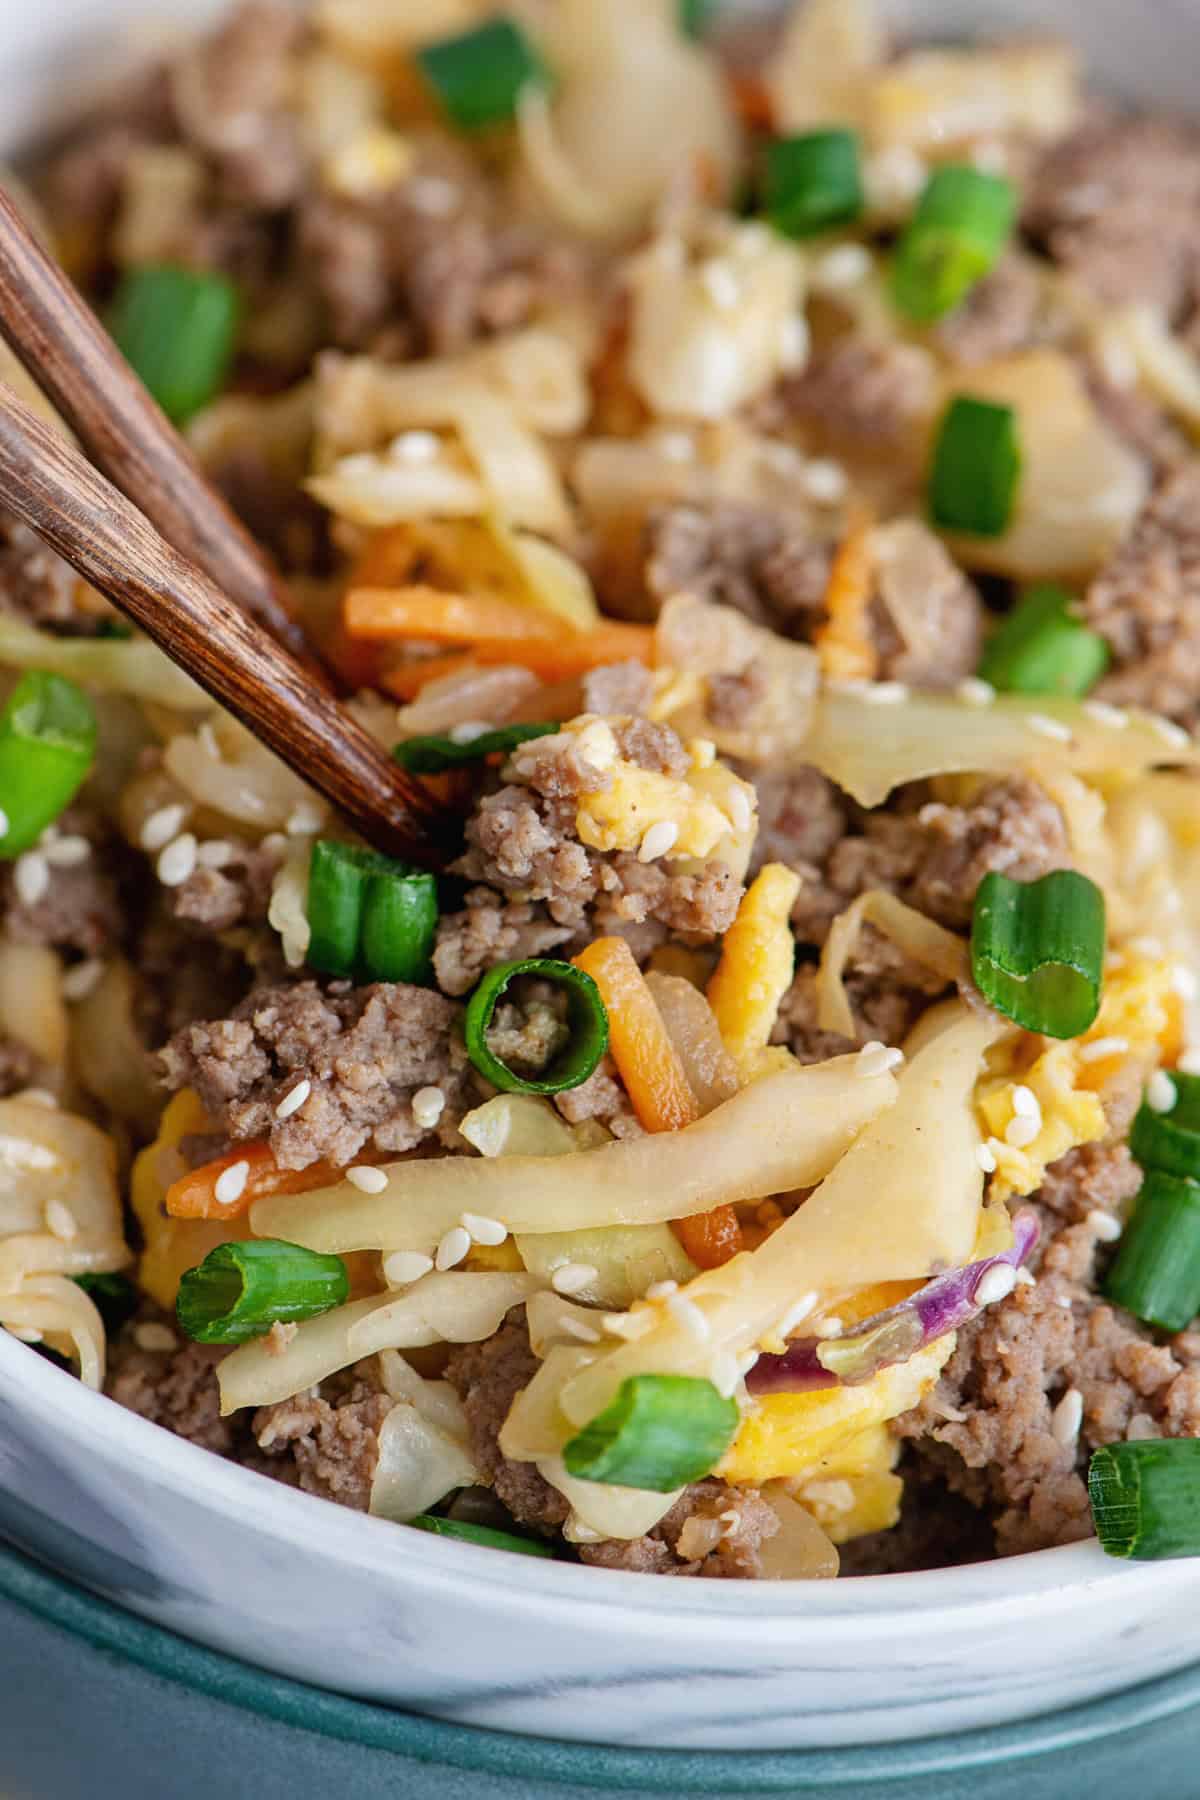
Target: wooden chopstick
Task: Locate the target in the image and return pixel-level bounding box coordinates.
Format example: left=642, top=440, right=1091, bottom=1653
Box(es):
left=0, top=184, right=313, bottom=669
left=0, top=382, right=452, bottom=870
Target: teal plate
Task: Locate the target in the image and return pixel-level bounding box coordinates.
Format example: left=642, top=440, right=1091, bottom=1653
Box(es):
left=0, top=1540, right=1197, bottom=1799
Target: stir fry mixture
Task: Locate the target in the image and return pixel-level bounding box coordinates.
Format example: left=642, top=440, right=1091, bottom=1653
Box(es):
left=11, top=0, right=1200, bottom=1576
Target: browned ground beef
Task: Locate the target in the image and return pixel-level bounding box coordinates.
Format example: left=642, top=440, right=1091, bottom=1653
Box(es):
left=168, top=842, right=282, bottom=934
left=158, top=979, right=471, bottom=1168
left=767, top=336, right=935, bottom=448
left=1084, top=461, right=1200, bottom=725
left=444, top=1322, right=779, bottom=1576
left=433, top=887, right=577, bottom=998
left=581, top=660, right=655, bottom=718
left=0, top=806, right=131, bottom=957
left=1084, top=367, right=1192, bottom=479
left=253, top=1360, right=393, bottom=1510
left=934, top=256, right=1043, bottom=366
left=106, top=1330, right=244, bottom=1458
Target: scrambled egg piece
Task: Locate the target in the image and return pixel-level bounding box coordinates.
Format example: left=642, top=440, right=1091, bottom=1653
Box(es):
left=977, top=951, right=1175, bottom=1200
left=564, top=717, right=758, bottom=869
left=708, top=863, right=802, bottom=1077
left=792, top=1424, right=904, bottom=1545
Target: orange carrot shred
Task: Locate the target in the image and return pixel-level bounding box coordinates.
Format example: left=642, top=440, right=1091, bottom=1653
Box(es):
left=380, top=623, right=654, bottom=699
left=345, top=585, right=567, bottom=645
left=165, top=1140, right=374, bottom=1221
left=813, top=507, right=878, bottom=683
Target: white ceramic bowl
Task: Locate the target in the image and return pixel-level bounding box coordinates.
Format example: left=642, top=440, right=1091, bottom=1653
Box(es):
left=4, top=0, right=1200, bottom=1757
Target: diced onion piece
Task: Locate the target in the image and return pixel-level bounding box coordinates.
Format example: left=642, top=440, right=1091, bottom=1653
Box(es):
left=819, top=891, right=967, bottom=1038
left=757, top=1486, right=840, bottom=1580
left=0, top=616, right=205, bottom=710
left=369, top=1402, right=478, bottom=1523
left=538, top=1452, right=682, bottom=1541
left=250, top=1056, right=899, bottom=1254
left=644, top=972, right=738, bottom=1114
left=766, top=0, right=886, bottom=134
left=867, top=43, right=1080, bottom=153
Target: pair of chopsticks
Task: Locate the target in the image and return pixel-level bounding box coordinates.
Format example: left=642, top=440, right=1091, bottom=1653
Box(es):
left=0, top=186, right=451, bottom=869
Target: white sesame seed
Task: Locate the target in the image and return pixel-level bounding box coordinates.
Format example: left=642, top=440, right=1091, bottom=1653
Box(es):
left=14, top=852, right=49, bottom=908
left=976, top=1142, right=998, bottom=1174
left=802, top=458, right=849, bottom=505
left=44, top=1199, right=77, bottom=1241
left=383, top=1250, right=434, bottom=1287
left=1151, top=715, right=1191, bottom=749
left=1147, top=1070, right=1178, bottom=1113
left=15, top=1087, right=57, bottom=1109
left=461, top=1211, right=507, bottom=1247
left=864, top=144, right=927, bottom=211
left=1055, top=1292, right=1073, bottom=1309
left=391, top=429, right=441, bottom=464
left=346, top=1165, right=389, bottom=1194
left=655, top=431, right=696, bottom=464
left=638, top=820, right=680, bottom=863
left=762, top=439, right=805, bottom=477
left=140, top=803, right=188, bottom=852
left=0, top=808, right=9, bottom=839
left=435, top=1226, right=472, bottom=1272
left=275, top=1079, right=311, bottom=1120
left=561, top=1317, right=601, bottom=1344
left=956, top=677, right=996, bottom=707
left=1051, top=1386, right=1084, bottom=1448
left=1078, top=1036, right=1129, bottom=1063
left=197, top=839, right=236, bottom=869
left=1174, top=965, right=1199, bottom=1001
left=410, top=1086, right=445, bottom=1132
left=861, top=681, right=909, bottom=705
left=157, top=833, right=198, bottom=887
left=975, top=1264, right=1018, bottom=1306
left=134, top=1321, right=178, bottom=1354
left=1126, top=1413, right=1159, bottom=1441
left=666, top=1292, right=711, bottom=1341
left=262, top=832, right=288, bottom=857
left=700, top=259, right=741, bottom=310
left=1028, top=713, right=1073, bottom=743
left=856, top=1040, right=904, bottom=1079
left=1082, top=700, right=1129, bottom=730
left=1087, top=1209, right=1123, bottom=1243
left=286, top=800, right=324, bottom=836
left=448, top=720, right=493, bottom=745
left=1015, top=1267, right=1036, bottom=1287
left=601, top=1310, right=655, bottom=1342
left=646, top=1280, right=679, bottom=1301
left=214, top=1160, right=250, bottom=1207
left=43, top=834, right=91, bottom=867
left=778, top=315, right=810, bottom=371
left=814, top=1315, right=844, bottom=1339
left=1005, top=1113, right=1040, bottom=1149
left=811, top=242, right=872, bottom=291
left=726, top=787, right=753, bottom=833
left=1180, top=1049, right=1200, bottom=1077
left=61, top=958, right=105, bottom=1002
left=552, top=1262, right=599, bottom=1297
left=1011, top=1085, right=1040, bottom=1119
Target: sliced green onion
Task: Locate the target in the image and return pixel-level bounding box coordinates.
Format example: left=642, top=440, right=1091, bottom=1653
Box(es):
left=970, top=870, right=1105, bottom=1039
left=891, top=165, right=1017, bottom=324
left=306, top=840, right=438, bottom=986
left=109, top=266, right=240, bottom=425
left=407, top=1515, right=555, bottom=1557
left=1129, top=1073, right=1200, bottom=1181
left=393, top=722, right=557, bottom=776
left=563, top=1373, right=740, bottom=1492
left=416, top=15, right=551, bottom=132
left=176, top=1239, right=349, bottom=1345
left=928, top=395, right=1021, bottom=537
left=0, top=671, right=96, bottom=858
left=1089, top=1440, right=1200, bottom=1560
left=74, top=1273, right=139, bottom=1338
left=464, top=957, right=608, bottom=1096
left=1104, top=1171, right=1200, bottom=1332
left=764, top=130, right=864, bottom=240
left=977, top=585, right=1111, bottom=698
left=678, top=0, right=718, bottom=37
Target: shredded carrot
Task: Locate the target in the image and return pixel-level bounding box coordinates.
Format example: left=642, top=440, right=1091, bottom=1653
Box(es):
left=728, top=69, right=775, bottom=131
left=813, top=508, right=879, bottom=683
left=380, top=623, right=655, bottom=698
left=345, top=585, right=568, bottom=646
left=347, top=525, right=424, bottom=590
left=165, top=1141, right=371, bottom=1222
left=572, top=936, right=742, bottom=1269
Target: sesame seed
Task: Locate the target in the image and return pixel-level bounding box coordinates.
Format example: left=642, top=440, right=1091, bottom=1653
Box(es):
left=666, top=1292, right=711, bottom=1341
left=561, top=1318, right=601, bottom=1344
left=976, top=1142, right=998, bottom=1174
left=61, top=958, right=105, bottom=1002
left=15, top=1088, right=57, bottom=1109
left=197, top=839, right=236, bottom=869
left=856, top=1040, right=904, bottom=1079
left=462, top=1211, right=507, bottom=1247
left=1078, top=1036, right=1129, bottom=1063
left=448, top=720, right=493, bottom=745
left=383, top=1250, right=434, bottom=1287
left=552, top=1262, right=599, bottom=1297
left=1151, top=715, right=1191, bottom=749
left=814, top=1315, right=844, bottom=1339
left=286, top=800, right=324, bottom=836
left=1050, top=1386, right=1084, bottom=1448
left=1088, top=1209, right=1123, bottom=1242
left=14, top=852, right=49, bottom=907
left=412, top=1085, right=446, bottom=1130
left=646, top=1279, right=679, bottom=1301
left=391, top=429, right=441, bottom=464
left=134, top=1322, right=178, bottom=1354
left=762, top=440, right=805, bottom=477
left=346, top=1165, right=389, bottom=1194
left=44, top=1199, right=77, bottom=1241
left=811, top=242, right=871, bottom=291
left=864, top=144, right=927, bottom=210
left=601, top=1310, right=655, bottom=1341
left=956, top=677, right=996, bottom=707
left=140, top=803, right=188, bottom=852
left=1028, top=713, right=1073, bottom=743
left=1015, top=1267, right=1036, bottom=1287
left=1011, top=1085, right=1040, bottom=1118
left=638, top=820, right=680, bottom=863
left=1055, top=1293, right=1073, bottom=1309
left=1173, top=965, right=1199, bottom=1001
left=700, top=259, right=741, bottom=310
left=1082, top=700, right=1129, bottom=729
left=435, top=1226, right=472, bottom=1271
left=655, top=431, right=696, bottom=463
left=718, top=1508, right=742, bottom=1537
left=1147, top=1070, right=1178, bottom=1113
left=778, top=315, right=810, bottom=371
left=862, top=680, right=909, bottom=705
left=44, top=834, right=91, bottom=867
left=1005, top=1113, right=1040, bottom=1149
left=214, top=1160, right=250, bottom=1206
left=802, top=458, right=848, bottom=504
left=262, top=832, right=288, bottom=856
left=975, top=1264, right=1018, bottom=1306
left=275, top=1079, right=311, bottom=1120
left=1180, top=1049, right=1200, bottom=1077
left=776, top=1291, right=818, bottom=1337
left=157, top=833, right=198, bottom=887
left=726, top=787, right=753, bottom=833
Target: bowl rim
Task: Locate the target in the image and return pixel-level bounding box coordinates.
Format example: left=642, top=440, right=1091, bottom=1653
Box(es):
left=1, top=1328, right=1164, bottom=1624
